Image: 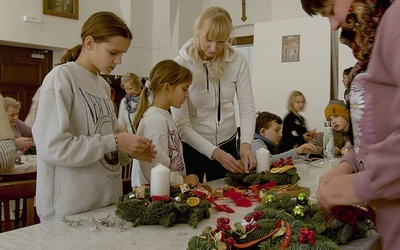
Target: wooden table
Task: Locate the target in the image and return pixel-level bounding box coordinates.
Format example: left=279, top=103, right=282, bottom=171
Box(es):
left=0, top=159, right=380, bottom=250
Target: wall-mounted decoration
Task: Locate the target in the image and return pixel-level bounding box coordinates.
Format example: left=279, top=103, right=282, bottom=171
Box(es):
left=43, top=0, right=79, bottom=20
left=281, top=34, right=300, bottom=63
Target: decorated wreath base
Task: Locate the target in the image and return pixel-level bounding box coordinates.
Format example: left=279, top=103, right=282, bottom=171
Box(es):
left=225, top=157, right=300, bottom=188
left=187, top=191, right=376, bottom=250
left=225, top=167, right=300, bottom=188
left=115, top=185, right=211, bottom=228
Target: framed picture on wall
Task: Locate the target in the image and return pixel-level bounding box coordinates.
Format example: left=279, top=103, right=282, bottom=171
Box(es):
left=281, top=35, right=300, bottom=63
left=43, top=0, right=79, bottom=20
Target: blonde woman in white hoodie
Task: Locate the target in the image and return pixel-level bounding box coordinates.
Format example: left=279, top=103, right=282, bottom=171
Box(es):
left=171, top=6, right=256, bottom=182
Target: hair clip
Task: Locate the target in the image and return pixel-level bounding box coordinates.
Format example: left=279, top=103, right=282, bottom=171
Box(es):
left=145, top=80, right=152, bottom=89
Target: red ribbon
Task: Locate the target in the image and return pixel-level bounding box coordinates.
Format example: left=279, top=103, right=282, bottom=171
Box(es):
left=223, top=188, right=252, bottom=207
left=190, top=190, right=235, bottom=213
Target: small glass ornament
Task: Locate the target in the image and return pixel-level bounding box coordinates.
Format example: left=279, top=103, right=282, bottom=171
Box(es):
left=296, top=193, right=309, bottom=206
left=293, top=205, right=305, bottom=217
left=264, top=194, right=277, bottom=204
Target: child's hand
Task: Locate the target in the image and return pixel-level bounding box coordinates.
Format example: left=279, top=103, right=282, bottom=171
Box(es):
left=129, top=143, right=157, bottom=162
left=15, top=137, right=34, bottom=149
left=118, top=133, right=157, bottom=162
left=334, top=147, right=342, bottom=156
left=296, top=143, right=317, bottom=155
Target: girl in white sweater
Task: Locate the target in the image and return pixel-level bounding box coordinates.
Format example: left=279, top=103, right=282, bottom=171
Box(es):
left=131, top=59, right=192, bottom=186
left=33, top=11, right=156, bottom=222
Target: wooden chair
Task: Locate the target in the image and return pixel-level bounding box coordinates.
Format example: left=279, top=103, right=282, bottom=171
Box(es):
left=121, top=163, right=132, bottom=195
left=0, top=171, right=37, bottom=182
left=0, top=180, right=37, bottom=232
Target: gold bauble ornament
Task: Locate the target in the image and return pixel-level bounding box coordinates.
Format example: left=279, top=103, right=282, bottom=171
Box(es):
left=296, top=193, right=309, bottom=206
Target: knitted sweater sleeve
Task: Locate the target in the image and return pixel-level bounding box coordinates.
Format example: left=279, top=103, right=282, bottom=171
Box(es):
left=353, top=2, right=400, bottom=203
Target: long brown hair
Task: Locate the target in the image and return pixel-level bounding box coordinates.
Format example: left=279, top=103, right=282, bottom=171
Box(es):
left=133, top=60, right=192, bottom=131
left=60, top=11, right=133, bottom=64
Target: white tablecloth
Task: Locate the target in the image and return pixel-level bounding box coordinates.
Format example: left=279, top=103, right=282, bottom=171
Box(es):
left=296, top=158, right=341, bottom=198
left=0, top=159, right=380, bottom=250
left=11, top=154, right=37, bottom=173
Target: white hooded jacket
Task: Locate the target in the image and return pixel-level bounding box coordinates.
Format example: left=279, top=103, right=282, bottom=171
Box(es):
left=171, top=39, right=256, bottom=158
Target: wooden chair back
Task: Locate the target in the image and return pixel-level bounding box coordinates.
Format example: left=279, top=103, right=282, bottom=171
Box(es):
left=0, top=171, right=37, bottom=182
left=0, top=180, right=37, bottom=232
left=121, top=163, right=132, bottom=195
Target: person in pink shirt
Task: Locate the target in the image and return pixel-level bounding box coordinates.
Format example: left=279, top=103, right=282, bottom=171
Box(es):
left=301, top=0, right=399, bottom=249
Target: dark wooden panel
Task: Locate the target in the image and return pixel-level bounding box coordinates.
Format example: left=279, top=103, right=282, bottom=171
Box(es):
left=1, top=62, right=42, bottom=86
left=0, top=45, right=53, bottom=121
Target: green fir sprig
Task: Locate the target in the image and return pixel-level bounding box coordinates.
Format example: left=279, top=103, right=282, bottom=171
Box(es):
left=115, top=186, right=211, bottom=228
left=225, top=167, right=300, bottom=187
left=188, top=191, right=375, bottom=250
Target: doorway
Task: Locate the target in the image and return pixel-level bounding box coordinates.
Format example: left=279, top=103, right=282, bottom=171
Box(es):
left=0, top=45, right=53, bottom=120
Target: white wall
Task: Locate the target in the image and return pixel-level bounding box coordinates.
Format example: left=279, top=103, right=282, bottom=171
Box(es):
left=271, top=0, right=309, bottom=20
left=252, top=16, right=331, bottom=132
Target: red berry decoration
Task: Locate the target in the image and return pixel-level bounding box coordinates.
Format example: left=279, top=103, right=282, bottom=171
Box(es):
left=308, top=238, right=316, bottom=245
left=224, top=217, right=230, bottom=224
left=216, top=217, right=224, bottom=224
left=298, top=228, right=316, bottom=244
left=300, top=228, right=310, bottom=237
left=216, top=223, right=224, bottom=230
left=298, top=234, right=307, bottom=244
left=246, top=224, right=253, bottom=232
left=245, top=215, right=252, bottom=222
left=226, top=237, right=235, bottom=246
left=224, top=224, right=231, bottom=231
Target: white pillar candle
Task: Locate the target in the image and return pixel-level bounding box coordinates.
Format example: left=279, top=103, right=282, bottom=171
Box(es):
left=256, top=147, right=270, bottom=173
left=150, top=163, right=171, bottom=196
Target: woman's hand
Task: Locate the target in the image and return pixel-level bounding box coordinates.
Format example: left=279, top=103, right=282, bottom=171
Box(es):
left=316, top=162, right=360, bottom=209
left=116, top=133, right=157, bottom=162
left=239, top=142, right=256, bottom=173
left=212, top=148, right=245, bottom=174
left=316, top=173, right=361, bottom=210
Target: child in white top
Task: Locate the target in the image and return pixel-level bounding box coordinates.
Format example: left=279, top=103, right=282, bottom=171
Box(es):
left=131, top=59, right=192, bottom=186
